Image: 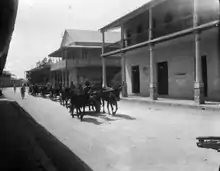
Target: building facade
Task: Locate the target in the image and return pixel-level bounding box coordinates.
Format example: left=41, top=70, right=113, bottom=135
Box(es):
left=49, top=29, right=121, bottom=87
left=100, top=0, right=220, bottom=104
left=0, top=71, right=25, bottom=87
left=26, top=65, right=51, bottom=85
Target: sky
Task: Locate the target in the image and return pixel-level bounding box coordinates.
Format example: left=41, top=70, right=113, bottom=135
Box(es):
left=5, top=0, right=150, bottom=78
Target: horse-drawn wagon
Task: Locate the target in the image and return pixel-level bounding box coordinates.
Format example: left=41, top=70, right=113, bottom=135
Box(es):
left=196, top=136, right=220, bottom=170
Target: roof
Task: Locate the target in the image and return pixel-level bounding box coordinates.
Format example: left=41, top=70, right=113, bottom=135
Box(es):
left=0, top=0, right=18, bottom=74
left=48, top=45, right=101, bottom=57
left=62, top=29, right=120, bottom=47
left=99, top=0, right=166, bottom=32
left=26, top=65, right=51, bottom=73
left=49, top=29, right=120, bottom=57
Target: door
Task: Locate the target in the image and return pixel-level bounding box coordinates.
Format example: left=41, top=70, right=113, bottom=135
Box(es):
left=132, top=65, right=140, bottom=93
left=157, top=61, right=168, bottom=95
left=201, top=55, right=208, bottom=97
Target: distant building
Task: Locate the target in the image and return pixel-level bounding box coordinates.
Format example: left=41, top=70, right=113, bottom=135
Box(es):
left=48, top=29, right=121, bottom=87
left=0, top=71, right=24, bottom=87
left=100, top=0, right=220, bottom=104
left=25, top=64, right=51, bottom=85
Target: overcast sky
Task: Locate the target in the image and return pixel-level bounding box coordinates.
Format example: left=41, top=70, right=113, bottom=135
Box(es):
left=5, top=0, right=150, bottom=78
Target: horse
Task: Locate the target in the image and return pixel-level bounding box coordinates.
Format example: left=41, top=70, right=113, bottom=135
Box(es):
left=100, top=85, right=122, bottom=115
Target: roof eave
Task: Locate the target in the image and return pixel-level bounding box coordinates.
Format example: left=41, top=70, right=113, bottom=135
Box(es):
left=99, top=0, right=165, bottom=32
left=48, top=47, right=65, bottom=57
left=99, top=22, right=121, bottom=32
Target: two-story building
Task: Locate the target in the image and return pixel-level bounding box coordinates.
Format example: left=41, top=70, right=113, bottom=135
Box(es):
left=100, top=0, right=219, bottom=104
left=48, top=29, right=121, bottom=87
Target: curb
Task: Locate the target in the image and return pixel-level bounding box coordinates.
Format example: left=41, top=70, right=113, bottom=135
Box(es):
left=121, top=98, right=220, bottom=112
left=11, top=101, right=58, bottom=171
left=11, top=101, right=94, bottom=171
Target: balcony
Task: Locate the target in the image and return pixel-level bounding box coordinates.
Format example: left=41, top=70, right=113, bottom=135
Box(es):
left=67, top=58, right=120, bottom=67
left=104, top=41, right=121, bottom=54
left=102, top=15, right=196, bottom=55
left=103, top=30, right=149, bottom=54
left=66, top=59, right=100, bottom=68
left=124, top=29, right=149, bottom=47
left=51, top=58, right=121, bottom=70
left=50, top=60, right=66, bottom=71
left=153, top=15, right=193, bottom=38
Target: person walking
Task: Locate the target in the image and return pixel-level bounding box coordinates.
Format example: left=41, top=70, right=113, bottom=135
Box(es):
left=20, top=83, right=26, bottom=99
left=13, top=84, right=16, bottom=93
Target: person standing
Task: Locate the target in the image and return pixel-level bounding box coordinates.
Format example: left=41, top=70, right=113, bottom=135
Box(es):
left=20, top=83, right=26, bottom=99
left=13, top=84, right=16, bottom=93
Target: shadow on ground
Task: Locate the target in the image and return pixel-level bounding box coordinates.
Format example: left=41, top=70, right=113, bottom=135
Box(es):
left=112, top=113, right=136, bottom=120
left=82, top=117, right=103, bottom=125
left=81, top=111, right=136, bottom=124
left=9, top=103, right=95, bottom=171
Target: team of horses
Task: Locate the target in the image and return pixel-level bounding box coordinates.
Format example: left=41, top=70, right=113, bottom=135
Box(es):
left=28, top=83, right=122, bottom=121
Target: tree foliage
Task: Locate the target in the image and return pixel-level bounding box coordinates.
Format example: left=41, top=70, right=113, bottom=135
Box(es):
left=26, top=66, right=50, bottom=85
left=36, top=57, right=52, bottom=68
left=26, top=57, right=52, bottom=84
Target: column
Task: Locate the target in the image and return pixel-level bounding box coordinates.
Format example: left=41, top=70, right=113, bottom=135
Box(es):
left=52, top=72, right=54, bottom=86
left=121, top=25, right=128, bottom=97
left=121, top=53, right=128, bottom=97
left=149, top=45, right=157, bottom=100
left=194, top=31, right=204, bottom=104
left=65, top=70, right=67, bottom=87
left=60, top=71, right=62, bottom=85
left=56, top=71, right=59, bottom=84
left=63, top=70, right=65, bottom=87
left=64, top=48, right=68, bottom=87
left=101, top=31, right=107, bottom=87
left=67, top=70, right=69, bottom=87
left=53, top=71, right=55, bottom=86
left=57, top=71, right=59, bottom=85
left=193, top=0, right=204, bottom=104
left=102, top=58, right=107, bottom=87
left=149, top=8, right=157, bottom=100
left=61, top=70, right=64, bottom=86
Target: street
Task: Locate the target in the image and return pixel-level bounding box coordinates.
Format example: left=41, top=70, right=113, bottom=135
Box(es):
left=4, top=88, right=220, bottom=171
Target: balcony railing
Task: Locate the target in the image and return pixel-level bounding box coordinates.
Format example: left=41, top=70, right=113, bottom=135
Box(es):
left=198, top=12, right=220, bottom=26
left=66, top=59, right=101, bottom=67
left=104, top=41, right=121, bottom=53
left=67, top=58, right=120, bottom=67
left=124, top=29, right=149, bottom=47
left=50, top=60, right=66, bottom=71
left=153, top=15, right=193, bottom=38
left=102, top=12, right=220, bottom=55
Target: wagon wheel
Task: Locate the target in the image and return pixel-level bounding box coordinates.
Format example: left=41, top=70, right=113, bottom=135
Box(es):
left=112, top=100, right=118, bottom=115
left=94, top=101, right=101, bottom=113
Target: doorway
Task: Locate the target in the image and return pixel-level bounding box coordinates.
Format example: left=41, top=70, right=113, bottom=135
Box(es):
left=201, top=55, right=208, bottom=97
left=132, top=65, right=140, bottom=93
left=157, top=61, right=168, bottom=95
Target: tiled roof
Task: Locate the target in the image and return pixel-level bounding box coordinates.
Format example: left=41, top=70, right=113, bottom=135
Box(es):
left=62, top=29, right=120, bottom=47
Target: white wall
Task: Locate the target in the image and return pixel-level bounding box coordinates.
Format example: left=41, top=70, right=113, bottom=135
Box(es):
left=125, top=27, right=220, bottom=101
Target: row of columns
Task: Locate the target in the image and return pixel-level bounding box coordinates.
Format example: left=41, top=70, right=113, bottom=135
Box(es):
left=101, top=0, right=205, bottom=104
left=50, top=70, right=69, bottom=87
left=102, top=32, right=107, bottom=88
left=148, top=0, right=204, bottom=104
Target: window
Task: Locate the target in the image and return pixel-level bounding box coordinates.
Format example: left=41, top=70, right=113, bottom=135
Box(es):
left=153, top=19, right=156, bottom=28
left=137, top=24, right=143, bottom=34
left=126, top=30, right=132, bottom=46
left=81, top=49, right=87, bottom=60
left=164, top=12, right=173, bottom=23
left=136, top=24, right=143, bottom=43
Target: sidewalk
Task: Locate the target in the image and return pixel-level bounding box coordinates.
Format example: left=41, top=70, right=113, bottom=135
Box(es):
left=0, top=96, right=94, bottom=171
left=121, top=96, right=220, bottom=111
